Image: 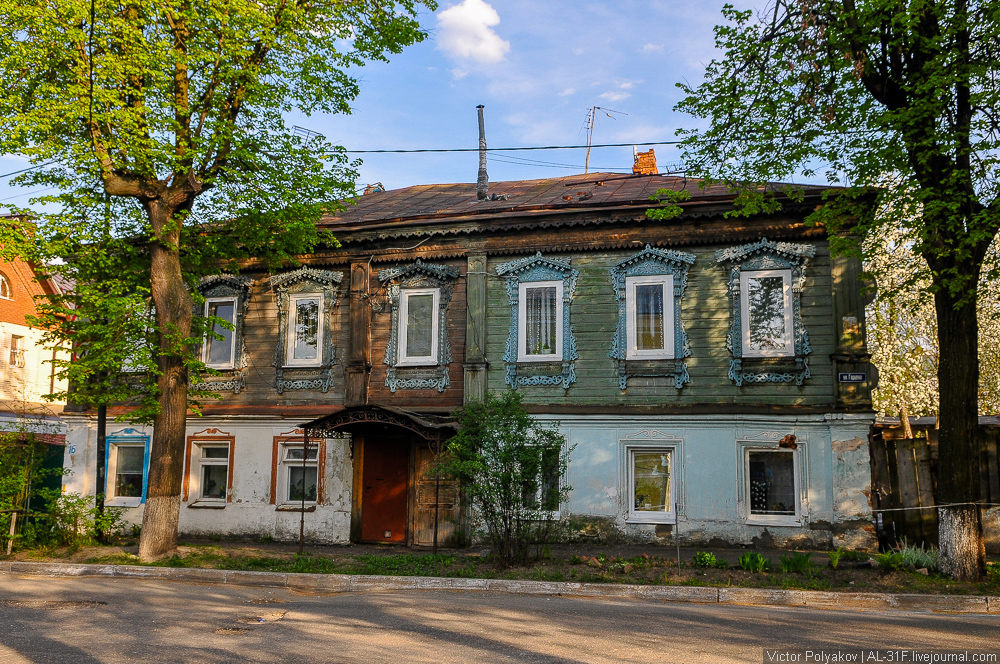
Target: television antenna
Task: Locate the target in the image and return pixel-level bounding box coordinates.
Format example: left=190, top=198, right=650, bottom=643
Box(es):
left=584, top=106, right=627, bottom=173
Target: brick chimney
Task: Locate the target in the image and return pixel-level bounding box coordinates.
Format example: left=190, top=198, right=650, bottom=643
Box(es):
left=632, top=149, right=658, bottom=175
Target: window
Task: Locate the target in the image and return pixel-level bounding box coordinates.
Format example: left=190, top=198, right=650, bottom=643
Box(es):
left=281, top=444, right=319, bottom=504
left=519, top=446, right=561, bottom=518
left=745, top=449, right=800, bottom=524
left=9, top=335, right=24, bottom=367
left=627, top=448, right=676, bottom=523
left=740, top=270, right=793, bottom=357
left=203, top=297, right=237, bottom=368
left=517, top=280, right=563, bottom=362
left=625, top=275, right=674, bottom=360
left=112, top=445, right=145, bottom=498
left=188, top=443, right=231, bottom=503
left=286, top=293, right=323, bottom=366
left=0, top=273, right=11, bottom=300
left=397, top=288, right=440, bottom=366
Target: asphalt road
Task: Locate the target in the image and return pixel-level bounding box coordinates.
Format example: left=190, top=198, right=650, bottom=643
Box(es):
left=0, top=575, right=998, bottom=663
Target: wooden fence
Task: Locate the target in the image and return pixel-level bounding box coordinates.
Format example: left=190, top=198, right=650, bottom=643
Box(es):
left=870, top=420, right=1000, bottom=550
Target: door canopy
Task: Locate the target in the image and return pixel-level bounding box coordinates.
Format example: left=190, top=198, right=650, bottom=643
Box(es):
left=300, top=405, right=458, bottom=442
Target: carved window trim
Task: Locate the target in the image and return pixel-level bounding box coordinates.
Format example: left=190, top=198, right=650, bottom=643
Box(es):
left=379, top=260, right=459, bottom=393
left=715, top=238, right=815, bottom=386
left=517, top=280, right=563, bottom=362
left=397, top=287, right=441, bottom=367
left=609, top=245, right=696, bottom=390
left=285, top=292, right=325, bottom=367
left=496, top=252, right=578, bottom=390
left=270, top=267, right=343, bottom=394
left=104, top=428, right=151, bottom=506
left=192, top=275, right=252, bottom=394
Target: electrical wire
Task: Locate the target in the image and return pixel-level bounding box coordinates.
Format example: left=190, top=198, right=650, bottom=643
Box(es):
left=341, top=140, right=685, bottom=154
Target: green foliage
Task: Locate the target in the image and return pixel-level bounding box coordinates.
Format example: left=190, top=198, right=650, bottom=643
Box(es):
left=0, top=431, right=66, bottom=552
left=739, top=552, right=770, bottom=573
left=439, top=390, right=573, bottom=568
left=33, top=491, right=128, bottom=548
left=876, top=540, right=939, bottom=572
left=693, top=551, right=728, bottom=569
left=986, top=562, right=1000, bottom=587
left=779, top=551, right=814, bottom=574
left=827, top=547, right=846, bottom=570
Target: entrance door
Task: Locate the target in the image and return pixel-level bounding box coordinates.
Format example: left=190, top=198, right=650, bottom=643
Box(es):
left=413, top=445, right=461, bottom=547
left=361, top=437, right=409, bottom=543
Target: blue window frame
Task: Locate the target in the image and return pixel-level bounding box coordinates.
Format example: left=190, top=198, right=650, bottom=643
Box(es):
left=104, top=428, right=151, bottom=503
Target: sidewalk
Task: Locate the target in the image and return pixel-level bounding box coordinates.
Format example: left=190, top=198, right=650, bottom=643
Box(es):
left=3, top=558, right=999, bottom=615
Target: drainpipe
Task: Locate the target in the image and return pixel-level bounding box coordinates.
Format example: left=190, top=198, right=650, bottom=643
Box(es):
left=476, top=105, right=488, bottom=201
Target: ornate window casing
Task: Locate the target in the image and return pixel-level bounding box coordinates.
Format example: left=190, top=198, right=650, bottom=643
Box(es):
left=379, top=260, right=459, bottom=393
left=609, top=245, right=696, bottom=390
left=496, top=252, right=579, bottom=389
left=715, top=239, right=815, bottom=386
left=192, top=274, right=252, bottom=394
left=104, top=428, right=151, bottom=507
left=270, top=267, right=342, bottom=394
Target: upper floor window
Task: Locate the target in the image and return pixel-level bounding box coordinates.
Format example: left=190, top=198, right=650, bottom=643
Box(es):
left=397, top=288, right=440, bottom=366
left=0, top=273, right=11, bottom=300
left=286, top=293, right=323, bottom=366
left=625, top=275, right=674, bottom=360
left=9, top=335, right=24, bottom=367
left=740, top=270, right=793, bottom=357
left=518, top=280, right=563, bottom=362
left=203, top=297, right=237, bottom=368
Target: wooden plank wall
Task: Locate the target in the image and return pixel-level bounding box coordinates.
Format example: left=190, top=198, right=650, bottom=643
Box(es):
left=870, top=425, right=1000, bottom=549
left=485, top=243, right=838, bottom=407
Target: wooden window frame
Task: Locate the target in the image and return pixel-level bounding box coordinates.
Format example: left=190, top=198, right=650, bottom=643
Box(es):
left=202, top=296, right=238, bottom=369
left=285, top=292, right=325, bottom=367
left=183, top=431, right=235, bottom=506
left=396, top=288, right=441, bottom=367
left=269, top=433, right=327, bottom=507
left=739, top=269, right=794, bottom=358
left=625, top=445, right=677, bottom=525
left=625, top=274, right=675, bottom=360
left=516, top=280, right=564, bottom=363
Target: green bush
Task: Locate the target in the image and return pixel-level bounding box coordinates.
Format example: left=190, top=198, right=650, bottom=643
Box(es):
left=827, top=547, right=846, bottom=570
left=875, top=540, right=939, bottom=572
left=739, top=552, right=770, bottom=573
left=439, top=391, right=573, bottom=568
left=693, top=551, right=717, bottom=568
left=33, top=490, right=127, bottom=547
left=987, top=563, right=1000, bottom=587
left=779, top=551, right=814, bottom=573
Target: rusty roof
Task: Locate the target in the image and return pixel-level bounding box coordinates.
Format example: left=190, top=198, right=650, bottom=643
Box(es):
left=319, top=172, right=833, bottom=230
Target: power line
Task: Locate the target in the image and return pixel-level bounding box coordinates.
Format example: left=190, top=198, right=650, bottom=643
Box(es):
left=340, top=140, right=685, bottom=154
left=0, top=160, right=60, bottom=179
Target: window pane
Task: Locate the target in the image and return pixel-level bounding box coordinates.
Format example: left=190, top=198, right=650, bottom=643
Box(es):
left=288, top=466, right=318, bottom=502
left=748, top=451, right=796, bottom=515
left=115, top=446, right=144, bottom=498
left=293, top=298, right=320, bottom=360
left=746, top=276, right=787, bottom=351
left=405, top=293, right=434, bottom=358
left=525, top=286, right=557, bottom=356
left=634, top=284, right=665, bottom=350
left=202, top=464, right=228, bottom=499
left=633, top=451, right=671, bottom=512
left=206, top=301, right=235, bottom=365
left=203, top=446, right=228, bottom=459
left=285, top=446, right=318, bottom=461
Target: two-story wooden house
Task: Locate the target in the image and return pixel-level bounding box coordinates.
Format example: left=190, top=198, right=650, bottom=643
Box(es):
left=62, top=171, right=876, bottom=550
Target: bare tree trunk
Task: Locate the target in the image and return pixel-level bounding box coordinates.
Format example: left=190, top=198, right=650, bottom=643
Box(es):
left=138, top=200, right=194, bottom=561
left=934, top=284, right=985, bottom=580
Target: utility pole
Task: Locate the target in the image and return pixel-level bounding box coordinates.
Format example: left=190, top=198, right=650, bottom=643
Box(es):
left=583, top=106, right=627, bottom=174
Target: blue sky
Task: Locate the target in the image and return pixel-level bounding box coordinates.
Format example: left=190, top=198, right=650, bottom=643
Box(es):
left=0, top=1, right=754, bottom=208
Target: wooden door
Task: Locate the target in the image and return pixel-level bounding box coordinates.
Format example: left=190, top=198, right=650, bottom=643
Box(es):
left=412, top=446, right=461, bottom=547
left=361, top=437, right=409, bottom=543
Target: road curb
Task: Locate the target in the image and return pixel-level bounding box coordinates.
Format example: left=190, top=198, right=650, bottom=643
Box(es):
left=3, top=561, right=997, bottom=614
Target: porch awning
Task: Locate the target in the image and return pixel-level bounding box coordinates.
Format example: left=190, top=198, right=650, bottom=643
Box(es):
left=299, top=405, right=459, bottom=442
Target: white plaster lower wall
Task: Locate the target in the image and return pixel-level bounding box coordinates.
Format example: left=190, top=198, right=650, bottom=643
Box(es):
left=534, top=412, right=877, bottom=550
left=61, top=415, right=352, bottom=544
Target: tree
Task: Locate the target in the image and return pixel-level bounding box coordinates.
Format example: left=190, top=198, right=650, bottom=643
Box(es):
left=672, top=1, right=1000, bottom=579
left=0, top=0, right=434, bottom=560
left=440, top=391, right=572, bottom=568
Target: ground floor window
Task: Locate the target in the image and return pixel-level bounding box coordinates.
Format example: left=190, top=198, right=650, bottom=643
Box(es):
left=744, top=448, right=800, bottom=524
left=626, top=447, right=676, bottom=523
left=184, top=434, right=234, bottom=505
left=104, top=430, right=150, bottom=505
left=270, top=434, right=327, bottom=507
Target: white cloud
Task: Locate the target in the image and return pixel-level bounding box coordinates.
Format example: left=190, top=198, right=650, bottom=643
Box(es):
left=641, top=43, right=664, bottom=53
left=619, top=81, right=635, bottom=90
left=436, top=0, right=510, bottom=64
left=558, top=87, right=576, bottom=96
left=600, top=91, right=630, bottom=102
left=452, top=68, right=469, bottom=79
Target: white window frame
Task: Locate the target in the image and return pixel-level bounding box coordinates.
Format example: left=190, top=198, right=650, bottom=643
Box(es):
left=285, top=292, right=324, bottom=367
left=739, top=269, right=794, bottom=358
left=105, top=442, right=146, bottom=507
left=202, top=296, right=238, bottom=369
left=625, top=275, right=674, bottom=360
left=191, top=443, right=231, bottom=504
left=278, top=442, right=320, bottom=506
left=396, top=287, right=440, bottom=367
left=743, top=447, right=802, bottom=526
left=625, top=445, right=677, bottom=524
left=517, top=280, right=563, bottom=363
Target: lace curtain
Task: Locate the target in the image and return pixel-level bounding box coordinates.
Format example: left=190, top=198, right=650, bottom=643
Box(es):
left=525, top=286, right=557, bottom=356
